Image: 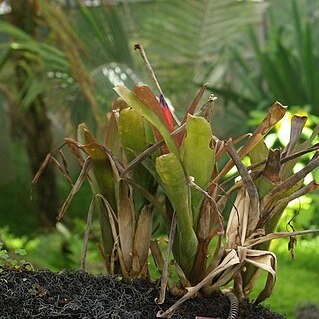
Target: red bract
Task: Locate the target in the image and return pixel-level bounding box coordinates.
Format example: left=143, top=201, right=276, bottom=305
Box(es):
left=160, top=94, right=174, bottom=131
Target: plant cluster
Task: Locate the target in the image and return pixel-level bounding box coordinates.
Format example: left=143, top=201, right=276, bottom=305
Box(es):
left=0, top=242, right=32, bottom=272
left=38, top=55, right=319, bottom=318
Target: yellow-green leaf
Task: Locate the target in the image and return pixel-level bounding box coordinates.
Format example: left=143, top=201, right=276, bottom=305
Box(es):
left=180, top=114, right=215, bottom=227
left=156, top=153, right=198, bottom=277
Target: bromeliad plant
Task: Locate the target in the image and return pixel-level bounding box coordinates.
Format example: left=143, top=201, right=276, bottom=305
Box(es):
left=38, top=49, right=319, bottom=317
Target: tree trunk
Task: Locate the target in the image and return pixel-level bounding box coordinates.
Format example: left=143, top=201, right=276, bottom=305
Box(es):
left=8, top=0, right=59, bottom=228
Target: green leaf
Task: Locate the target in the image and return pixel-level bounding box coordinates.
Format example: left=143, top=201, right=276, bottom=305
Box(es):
left=0, top=21, right=34, bottom=42
left=156, top=153, right=198, bottom=277
left=0, top=46, right=12, bottom=72
left=0, top=250, right=9, bottom=260
left=76, top=4, right=133, bottom=66
left=20, top=78, right=47, bottom=110
left=180, top=114, right=215, bottom=227
left=82, top=143, right=118, bottom=210
left=119, top=107, right=156, bottom=215
left=77, top=124, right=116, bottom=262
left=14, top=249, right=27, bottom=256
left=119, top=108, right=148, bottom=162
left=249, top=139, right=268, bottom=169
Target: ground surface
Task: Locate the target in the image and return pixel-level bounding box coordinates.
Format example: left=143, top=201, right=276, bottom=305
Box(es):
left=0, top=269, right=286, bottom=319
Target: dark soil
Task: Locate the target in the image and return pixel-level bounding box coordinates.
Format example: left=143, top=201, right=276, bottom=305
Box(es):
left=0, top=269, right=286, bottom=319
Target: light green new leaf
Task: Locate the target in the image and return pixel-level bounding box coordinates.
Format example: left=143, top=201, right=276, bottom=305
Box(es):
left=156, top=153, right=198, bottom=277
left=180, top=114, right=215, bottom=227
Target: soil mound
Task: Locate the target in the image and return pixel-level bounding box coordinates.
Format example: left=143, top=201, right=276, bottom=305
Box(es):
left=0, top=269, right=286, bottom=319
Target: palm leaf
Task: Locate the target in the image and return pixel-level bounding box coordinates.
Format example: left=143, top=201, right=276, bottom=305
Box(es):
left=208, top=0, right=319, bottom=116
left=131, top=0, right=266, bottom=106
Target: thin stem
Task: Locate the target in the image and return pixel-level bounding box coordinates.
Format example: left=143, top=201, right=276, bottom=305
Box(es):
left=134, top=43, right=164, bottom=96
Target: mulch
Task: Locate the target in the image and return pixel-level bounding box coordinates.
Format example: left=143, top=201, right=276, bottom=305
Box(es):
left=0, top=269, right=286, bottom=319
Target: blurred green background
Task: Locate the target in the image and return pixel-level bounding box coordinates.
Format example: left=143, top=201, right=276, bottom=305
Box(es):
left=0, top=1, right=319, bottom=318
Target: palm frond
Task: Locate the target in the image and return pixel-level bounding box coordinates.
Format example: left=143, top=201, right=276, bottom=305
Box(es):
left=208, top=0, right=319, bottom=116
left=129, top=0, right=266, bottom=107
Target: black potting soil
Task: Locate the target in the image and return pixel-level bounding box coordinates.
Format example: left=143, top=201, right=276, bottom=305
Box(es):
left=0, top=269, right=286, bottom=319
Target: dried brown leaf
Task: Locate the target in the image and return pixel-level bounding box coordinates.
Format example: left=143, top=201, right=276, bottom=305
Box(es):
left=216, top=133, right=252, bottom=160
left=104, top=98, right=124, bottom=157
left=156, top=212, right=177, bottom=305
left=261, top=156, right=319, bottom=212
left=157, top=250, right=240, bottom=318
left=58, top=149, right=71, bottom=179
left=203, top=265, right=241, bottom=295
left=205, top=235, right=224, bottom=276
left=97, top=194, right=122, bottom=274
left=216, top=101, right=287, bottom=180
left=225, top=140, right=260, bottom=225
left=150, top=240, right=165, bottom=271
left=283, top=115, right=307, bottom=158
left=132, top=204, right=153, bottom=278
left=174, top=261, right=192, bottom=289
left=176, top=84, right=208, bottom=145
left=244, top=229, right=319, bottom=247
left=226, top=188, right=250, bottom=249
left=118, top=181, right=135, bottom=273
left=261, top=148, right=281, bottom=184
left=245, top=249, right=277, bottom=303
left=57, top=157, right=92, bottom=221
left=31, top=153, right=52, bottom=186
left=259, top=180, right=319, bottom=228
left=50, top=156, right=73, bottom=186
